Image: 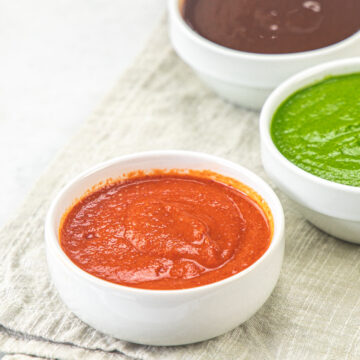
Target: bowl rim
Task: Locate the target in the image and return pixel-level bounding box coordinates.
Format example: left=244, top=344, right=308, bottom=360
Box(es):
left=168, top=0, right=360, bottom=61
left=260, top=57, right=360, bottom=194
left=45, top=150, right=285, bottom=296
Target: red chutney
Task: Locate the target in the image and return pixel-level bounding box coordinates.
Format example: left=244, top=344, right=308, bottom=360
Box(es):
left=60, top=171, right=272, bottom=290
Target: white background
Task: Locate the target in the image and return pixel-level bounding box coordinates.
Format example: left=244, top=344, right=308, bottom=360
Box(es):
left=0, top=0, right=166, bottom=226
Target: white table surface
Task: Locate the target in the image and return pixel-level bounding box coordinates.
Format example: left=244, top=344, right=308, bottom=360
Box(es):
left=0, top=0, right=166, bottom=227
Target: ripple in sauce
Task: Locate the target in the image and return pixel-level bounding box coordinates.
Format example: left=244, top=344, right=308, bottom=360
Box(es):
left=60, top=171, right=272, bottom=290
left=183, top=0, right=360, bottom=54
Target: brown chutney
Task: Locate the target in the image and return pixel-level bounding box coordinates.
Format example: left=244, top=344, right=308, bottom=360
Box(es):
left=183, top=0, right=360, bottom=54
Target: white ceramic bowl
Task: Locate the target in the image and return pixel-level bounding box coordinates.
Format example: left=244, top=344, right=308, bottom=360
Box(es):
left=260, top=58, right=360, bottom=244
left=168, top=0, right=360, bottom=110
left=45, top=150, right=284, bottom=346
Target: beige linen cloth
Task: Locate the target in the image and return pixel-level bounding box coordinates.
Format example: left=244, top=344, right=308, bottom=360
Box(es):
left=1, top=18, right=360, bottom=360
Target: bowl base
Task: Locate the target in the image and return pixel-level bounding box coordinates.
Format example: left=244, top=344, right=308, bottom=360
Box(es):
left=196, top=72, right=272, bottom=111
left=297, top=204, right=360, bottom=244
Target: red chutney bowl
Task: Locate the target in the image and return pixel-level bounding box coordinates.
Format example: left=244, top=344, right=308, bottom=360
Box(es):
left=45, top=150, right=285, bottom=346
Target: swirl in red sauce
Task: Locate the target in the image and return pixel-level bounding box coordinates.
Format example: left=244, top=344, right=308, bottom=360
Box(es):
left=60, top=171, right=272, bottom=290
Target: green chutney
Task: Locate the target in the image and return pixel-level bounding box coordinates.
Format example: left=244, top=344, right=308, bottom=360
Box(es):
left=271, top=73, right=360, bottom=187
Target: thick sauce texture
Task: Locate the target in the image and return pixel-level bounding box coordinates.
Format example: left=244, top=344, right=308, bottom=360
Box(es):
left=272, top=73, right=360, bottom=187
left=60, top=172, right=272, bottom=290
left=183, top=0, right=360, bottom=54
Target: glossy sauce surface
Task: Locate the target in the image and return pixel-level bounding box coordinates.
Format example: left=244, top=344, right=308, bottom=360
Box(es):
left=60, top=172, right=272, bottom=290
left=183, top=0, right=360, bottom=54
left=271, top=73, right=360, bottom=187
